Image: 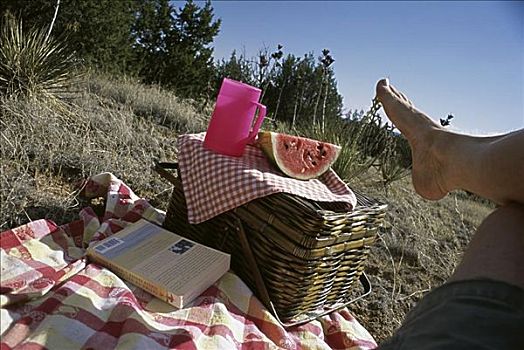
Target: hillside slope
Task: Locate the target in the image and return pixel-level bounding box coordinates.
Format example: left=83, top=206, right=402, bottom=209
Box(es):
left=0, top=76, right=493, bottom=343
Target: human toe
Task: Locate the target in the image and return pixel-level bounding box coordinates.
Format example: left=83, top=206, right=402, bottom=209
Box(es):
left=375, top=78, right=393, bottom=101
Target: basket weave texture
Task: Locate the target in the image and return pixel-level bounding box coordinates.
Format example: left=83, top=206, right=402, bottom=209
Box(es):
left=160, top=164, right=387, bottom=323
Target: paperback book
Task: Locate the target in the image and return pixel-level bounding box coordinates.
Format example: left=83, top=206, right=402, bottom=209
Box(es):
left=87, top=219, right=230, bottom=308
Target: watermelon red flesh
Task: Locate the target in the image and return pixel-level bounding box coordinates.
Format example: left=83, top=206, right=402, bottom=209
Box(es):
left=258, top=131, right=341, bottom=180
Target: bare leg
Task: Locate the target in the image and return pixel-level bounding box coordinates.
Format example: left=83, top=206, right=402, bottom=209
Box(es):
left=375, top=78, right=524, bottom=205
left=375, top=79, right=524, bottom=349
left=450, top=203, right=524, bottom=289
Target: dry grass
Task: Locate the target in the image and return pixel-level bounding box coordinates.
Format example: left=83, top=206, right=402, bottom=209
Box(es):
left=0, top=74, right=494, bottom=343
left=83, top=74, right=211, bottom=132
left=1, top=74, right=208, bottom=230
left=348, top=174, right=493, bottom=341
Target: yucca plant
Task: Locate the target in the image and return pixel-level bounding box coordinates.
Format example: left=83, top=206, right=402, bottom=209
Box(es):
left=0, top=15, right=78, bottom=99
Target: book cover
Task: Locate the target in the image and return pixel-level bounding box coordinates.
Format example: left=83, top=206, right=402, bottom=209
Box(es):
left=86, top=219, right=230, bottom=308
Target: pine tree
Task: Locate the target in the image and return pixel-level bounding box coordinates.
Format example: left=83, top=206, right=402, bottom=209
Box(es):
left=160, top=0, right=221, bottom=99
left=256, top=52, right=342, bottom=127
left=2, top=0, right=222, bottom=98
left=132, top=0, right=173, bottom=80
left=1, top=0, right=137, bottom=73
left=214, top=50, right=255, bottom=88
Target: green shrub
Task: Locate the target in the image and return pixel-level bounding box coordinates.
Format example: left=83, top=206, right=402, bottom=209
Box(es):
left=0, top=16, right=78, bottom=99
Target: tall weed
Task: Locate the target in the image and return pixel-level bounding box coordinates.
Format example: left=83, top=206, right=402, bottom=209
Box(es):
left=378, top=127, right=411, bottom=190
left=273, top=99, right=390, bottom=181
left=269, top=99, right=412, bottom=187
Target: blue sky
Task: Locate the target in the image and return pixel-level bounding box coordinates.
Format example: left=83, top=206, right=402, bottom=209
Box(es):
left=181, top=1, right=524, bottom=135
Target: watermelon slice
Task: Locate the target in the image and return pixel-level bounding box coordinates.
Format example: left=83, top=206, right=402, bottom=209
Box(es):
left=257, top=131, right=341, bottom=180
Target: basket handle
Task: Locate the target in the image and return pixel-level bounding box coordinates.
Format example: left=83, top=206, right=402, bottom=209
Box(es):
left=234, top=217, right=272, bottom=309
left=153, top=162, right=179, bottom=185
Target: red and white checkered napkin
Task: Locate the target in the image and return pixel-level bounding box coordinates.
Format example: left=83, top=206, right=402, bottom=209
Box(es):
left=177, top=132, right=357, bottom=224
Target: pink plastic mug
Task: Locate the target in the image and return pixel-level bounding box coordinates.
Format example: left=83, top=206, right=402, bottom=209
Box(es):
left=203, top=78, right=267, bottom=157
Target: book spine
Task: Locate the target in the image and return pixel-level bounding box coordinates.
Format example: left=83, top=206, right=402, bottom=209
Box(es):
left=87, top=251, right=181, bottom=308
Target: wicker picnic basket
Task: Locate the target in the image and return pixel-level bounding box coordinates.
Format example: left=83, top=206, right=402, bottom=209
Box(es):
left=155, top=162, right=387, bottom=327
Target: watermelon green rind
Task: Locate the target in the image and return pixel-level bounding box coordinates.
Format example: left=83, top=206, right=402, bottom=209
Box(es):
left=257, top=131, right=278, bottom=163
left=257, top=131, right=341, bottom=180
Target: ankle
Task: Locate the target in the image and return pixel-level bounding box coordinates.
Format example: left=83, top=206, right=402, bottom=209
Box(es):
left=430, top=129, right=466, bottom=193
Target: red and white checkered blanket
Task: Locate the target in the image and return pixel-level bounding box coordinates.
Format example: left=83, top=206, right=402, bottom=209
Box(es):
left=1, top=173, right=376, bottom=349
left=178, top=133, right=357, bottom=224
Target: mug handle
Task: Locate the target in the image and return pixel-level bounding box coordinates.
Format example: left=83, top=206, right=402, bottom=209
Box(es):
left=248, top=102, right=267, bottom=142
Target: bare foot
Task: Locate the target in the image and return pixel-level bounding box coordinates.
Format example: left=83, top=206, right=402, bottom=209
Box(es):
left=375, top=78, right=452, bottom=200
